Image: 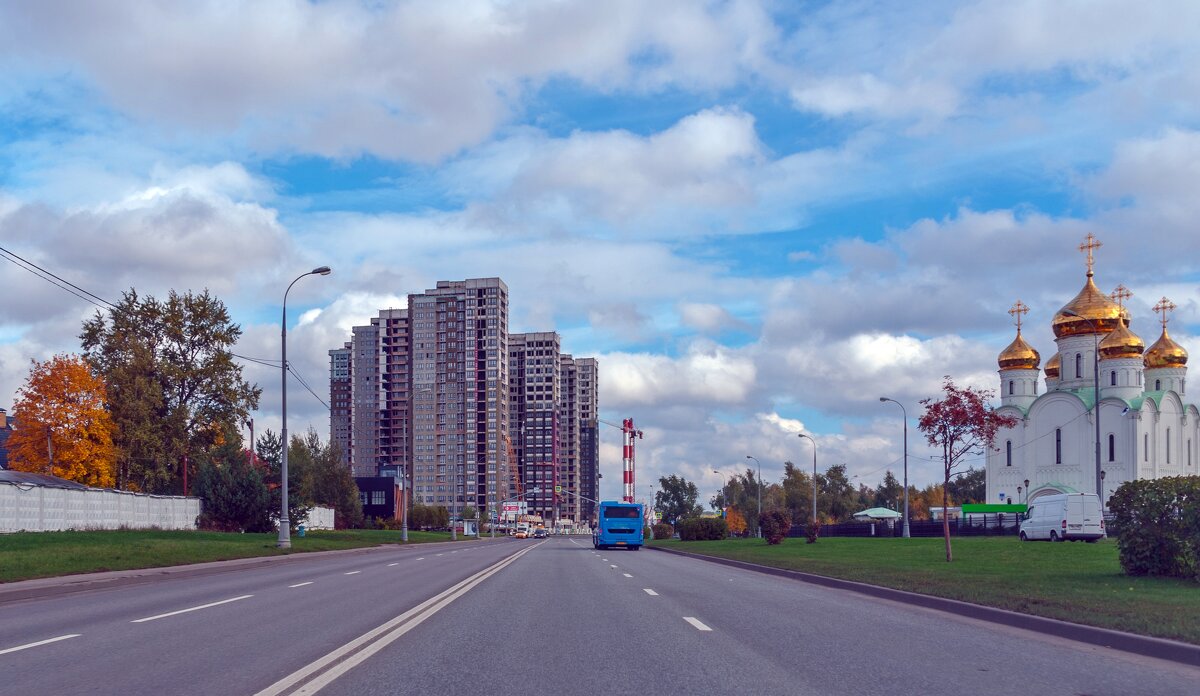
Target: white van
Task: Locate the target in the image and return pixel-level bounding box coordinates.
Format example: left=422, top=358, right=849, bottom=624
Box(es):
left=1019, top=493, right=1106, bottom=542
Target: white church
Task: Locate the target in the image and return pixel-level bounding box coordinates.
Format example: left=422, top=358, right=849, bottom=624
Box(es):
left=986, top=234, right=1197, bottom=507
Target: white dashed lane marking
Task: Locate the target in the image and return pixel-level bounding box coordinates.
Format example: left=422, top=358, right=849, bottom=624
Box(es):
left=610, top=564, right=618, bottom=568
left=344, top=571, right=361, bottom=576
left=132, top=595, right=253, bottom=623
left=643, top=589, right=658, bottom=596
left=0, top=634, right=81, bottom=656
left=288, top=582, right=313, bottom=588
left=683, top=617, right=712, bottom=632
left=623, top=573, right=632, bottom=578
left=388, top=563, right=399, bottom=567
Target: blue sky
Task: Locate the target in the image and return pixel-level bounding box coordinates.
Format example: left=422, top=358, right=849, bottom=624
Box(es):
left=1, top=1, right=1198, bottom=503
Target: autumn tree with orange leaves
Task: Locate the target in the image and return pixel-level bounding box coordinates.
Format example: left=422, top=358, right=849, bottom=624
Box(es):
left=8, top=354, right=117, bottom=487
left=918, top=377, right=1017, bottom=562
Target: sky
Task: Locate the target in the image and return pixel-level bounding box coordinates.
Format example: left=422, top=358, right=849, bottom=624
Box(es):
left=1, top=1, right=1198, bottom=506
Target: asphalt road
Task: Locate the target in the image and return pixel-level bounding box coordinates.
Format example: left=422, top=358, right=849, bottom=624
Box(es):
left=2, top=537, right=1197, bottom=696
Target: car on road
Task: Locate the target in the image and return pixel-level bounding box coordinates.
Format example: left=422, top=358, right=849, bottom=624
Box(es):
left=533, top=528, right=547, bottom=538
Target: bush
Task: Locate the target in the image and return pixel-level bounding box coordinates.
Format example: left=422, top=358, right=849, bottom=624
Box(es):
left=651, top=523, right=674, bottom=540
left=805, top=517, right=822, bottom=544
left=1107, top=476, right=1200, bottom=582
left=760, top=510, right=792, bottom=545
left=677, top=517, right=727, bottom=541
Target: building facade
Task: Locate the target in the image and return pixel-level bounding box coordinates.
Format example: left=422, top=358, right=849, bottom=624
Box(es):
left=986, top=235, right=1198, bottom=507
left=331, top=278, right=599, bottom=526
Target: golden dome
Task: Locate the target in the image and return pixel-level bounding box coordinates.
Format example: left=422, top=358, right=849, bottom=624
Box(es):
left=1144, top=328, right=1188, bottom=369
left=1045, top=353, right=1061, bottom=379
left=1098, top=322, right=1144, bottom=360
left=998, top=331, right=1040, bottom=370
left=1051, top=274, right=1125, bottom=338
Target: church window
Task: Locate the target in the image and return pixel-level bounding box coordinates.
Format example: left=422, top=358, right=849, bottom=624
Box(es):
left=1137, top=372, right=1142, bottom=385
left=1006, top=440, right=1012, bottom=467
left=1110, top=371, right=1116, bottom=386
left=1144, top=433, right=1149, bottom=462
left=1167, top=428, right=1171, bottom=463
left=1008, top=380, right=1014, bottom=396
left=1108, top=434, right=1115, bottom=462
left=1055, top=429, right=1062, bottom=464
left=1034, top=382, right=1038, bottom=395
left=1075, top=354, right=1082, bottom=379
left=1155, top=379, right=1161, bottom=391
left=1189, top=440, right=1192, bottom=467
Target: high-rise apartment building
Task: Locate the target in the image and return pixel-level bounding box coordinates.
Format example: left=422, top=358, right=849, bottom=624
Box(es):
left=509, top=332, right=561, bottom=521
left=329, top=342, right=353, bottom=466
left=575, top=357, right=600, bottom=523
left=331, top=277, right=596, bottom=525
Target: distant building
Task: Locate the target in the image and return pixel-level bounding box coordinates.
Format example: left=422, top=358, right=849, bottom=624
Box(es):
left=354, top=476, right=401, bottom=521
left=330, top=277, right=599, bottom=525
left=0, top=408, right=13, bottom=470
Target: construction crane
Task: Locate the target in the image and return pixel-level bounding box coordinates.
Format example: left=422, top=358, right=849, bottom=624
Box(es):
left=503, top=432, right=521, bottom=499
left=599, top=418, right=643, bottom=503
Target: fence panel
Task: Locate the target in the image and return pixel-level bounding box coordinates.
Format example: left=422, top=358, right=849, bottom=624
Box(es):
left=0, top=482, right=200, bottom=532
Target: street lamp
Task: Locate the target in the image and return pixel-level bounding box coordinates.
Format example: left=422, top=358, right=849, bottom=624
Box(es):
left=278, top=265, right=332, bottom=549
left=712, top=469, right=727, bottom=512
left=1024, top=478, right=1030, bottom=505
left=1061, top=309, right=1103, bottom=503
left=798, top=433, right=817, bottom=523
left=879, top=397, right=911, bottom=538
left=745, top=455, right=762, bottom=538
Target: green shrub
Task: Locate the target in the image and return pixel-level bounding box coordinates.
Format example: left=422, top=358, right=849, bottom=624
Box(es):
left=651, top=523, right=674, bottom=540
left=677, top=517, right=727, bottom=541
left=1107, top=476, right=1200, bottom=582
left=760, top=510, right=792, bottom=545
left=805, top=518, right=822, bottom=544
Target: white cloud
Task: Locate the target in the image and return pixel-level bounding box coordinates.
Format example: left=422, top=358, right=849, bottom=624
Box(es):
left=601, top=341, right=757, bottom=410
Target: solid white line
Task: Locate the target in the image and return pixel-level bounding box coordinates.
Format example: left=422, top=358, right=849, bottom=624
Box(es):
left=131, top=595, right=253, bottom=623
left=344, top=571, right=361, bottom=576
left=387, top=563, right=398, bottom=567
left=255, top=543, right=541, bottom=696
left=0, top=634, right=81, bottom=656
left=683, top=617, right=712, bottom=632
left=623, top=573, right=632, bottom=578
left=289, top=582, right=314, bottom=588
left=643, top=589, right=658, bottom=596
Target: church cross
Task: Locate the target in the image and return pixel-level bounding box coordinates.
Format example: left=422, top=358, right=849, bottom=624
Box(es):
left=1008, top=300, right=1029, bottom=332
left=1153, top=297, right=1176, bottom=329
left=1110, top=284, right=1132, bottom=309
left=1078, top=233, right=1102, bottom=275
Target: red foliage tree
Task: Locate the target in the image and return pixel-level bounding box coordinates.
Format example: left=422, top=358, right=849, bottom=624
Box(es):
left=918, top=377, right=1018, bottom=562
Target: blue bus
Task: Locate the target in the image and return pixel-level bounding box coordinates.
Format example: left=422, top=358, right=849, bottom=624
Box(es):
left=593, top=501, right=644, bottom=550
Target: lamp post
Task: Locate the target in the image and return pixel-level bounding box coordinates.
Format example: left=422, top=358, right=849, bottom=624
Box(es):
left=798, top=434, right=817, bottom=523
left=878, top=397, right=911, bottom=538
left=278, top=265, right=332, bottom=549
left=712, top=469, right=727, bottom=512
left=1061, top=309, right=1103, bottom=503
left=745, top=455, right=762, bottom=538
left=1024, top=478, right=1030, bottom=504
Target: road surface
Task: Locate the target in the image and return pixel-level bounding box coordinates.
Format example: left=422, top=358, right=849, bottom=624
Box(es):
left=1, top=537, right=1195, bottom=695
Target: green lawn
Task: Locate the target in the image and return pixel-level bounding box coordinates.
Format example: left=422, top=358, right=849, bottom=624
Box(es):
left=0, top=529, right=473, bottom=584
left=651, top=536, right=1200, bottom=645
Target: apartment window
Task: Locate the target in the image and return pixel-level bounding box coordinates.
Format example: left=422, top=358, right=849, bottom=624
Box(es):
left=1006, top=440, right=1012, bottom=467
left=1108, top=434, right=1115, bottom=462
left=1055, top=429, right=1062, bottom=464
left=371, top=490, right=385, bottom=505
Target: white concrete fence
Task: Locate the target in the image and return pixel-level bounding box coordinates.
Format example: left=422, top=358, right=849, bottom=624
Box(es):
left=305, top=506, right=335, bottom=530
left=0, top=482, right=200, bottom=533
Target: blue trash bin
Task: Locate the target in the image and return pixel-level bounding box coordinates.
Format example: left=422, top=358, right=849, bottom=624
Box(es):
left=298, top=525, right=306, bottom=537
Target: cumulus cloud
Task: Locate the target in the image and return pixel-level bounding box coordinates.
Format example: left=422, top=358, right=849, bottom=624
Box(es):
left=600, top=341, right=757, bottom=410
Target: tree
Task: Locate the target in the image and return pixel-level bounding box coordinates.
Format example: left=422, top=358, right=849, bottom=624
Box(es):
left=919, top=377, right=1018, bottom=561
left=873, top=470, right=903, bottom=510
left=817, top=463, right=856, bottom=522
left=8, top=354, right=117, bottom=488
left=725, top=506, right=749, bottom=536
left=194, top=425, right=273, bottom=532
left=781, top=461, right=813, bottom=527
left=947, top=467, right=987, bottom=505
left=80, top=288, right=261, bottom=493
left=655, top=474, right=703, bottom=524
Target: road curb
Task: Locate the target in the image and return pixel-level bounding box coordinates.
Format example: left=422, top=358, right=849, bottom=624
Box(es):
left=0, top=537, right=493, bottom=605
left=648, top=544, right=1200, bottom=668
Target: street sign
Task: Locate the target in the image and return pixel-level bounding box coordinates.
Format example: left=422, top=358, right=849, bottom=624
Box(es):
left=554, top=485, right=562, bottom=493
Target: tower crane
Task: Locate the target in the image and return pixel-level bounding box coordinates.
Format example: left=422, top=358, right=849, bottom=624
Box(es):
left=599, top=418, right=643, bottom=503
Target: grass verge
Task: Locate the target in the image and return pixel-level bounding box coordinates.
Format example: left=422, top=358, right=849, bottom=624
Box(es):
left=651, top=536, right=1200, bottom=645
left=0, top=528, right=474, bottom=584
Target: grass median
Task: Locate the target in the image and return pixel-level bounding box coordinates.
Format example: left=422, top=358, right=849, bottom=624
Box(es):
left=651, top=536, right=1200, bottom=645
left=0, top=528, right=475, bottom=584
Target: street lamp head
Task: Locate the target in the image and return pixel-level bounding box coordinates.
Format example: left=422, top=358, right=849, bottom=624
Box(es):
left=879, top=397, right=888, bottom=402
left=312, top=266, right=332, bottom=276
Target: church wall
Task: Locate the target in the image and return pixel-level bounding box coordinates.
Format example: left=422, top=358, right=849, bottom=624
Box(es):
left=1099, top=357, right=1142, bottom=402
left=1054, top=335, right=1100, bottom=392
left=987, top=408, right=1029, bottom=504
left=1026, top=393, right=1090, bottom=496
